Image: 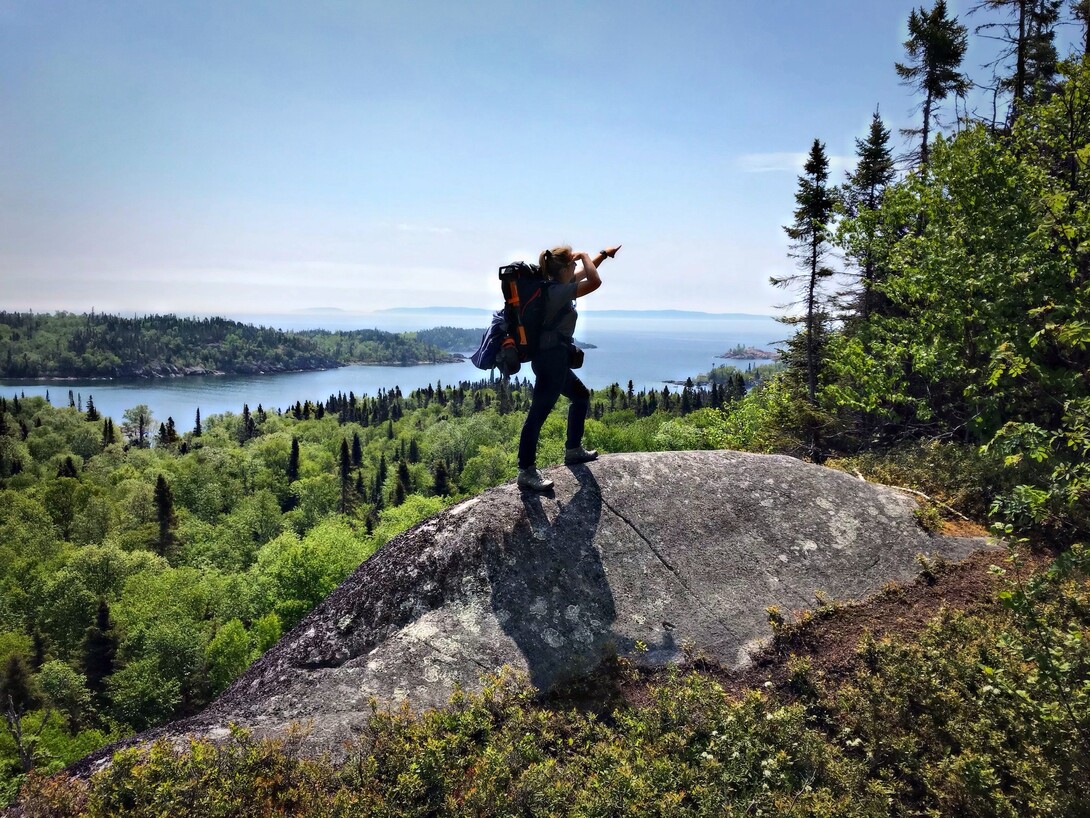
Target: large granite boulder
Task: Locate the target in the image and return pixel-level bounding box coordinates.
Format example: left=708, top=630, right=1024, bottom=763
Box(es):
left=75, top=450, right=989, bottom=771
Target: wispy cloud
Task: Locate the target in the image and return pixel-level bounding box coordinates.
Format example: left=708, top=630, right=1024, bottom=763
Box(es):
left=738, top=152, right=854, bottom=175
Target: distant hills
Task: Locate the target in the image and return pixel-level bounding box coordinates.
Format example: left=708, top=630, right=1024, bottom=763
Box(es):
left=375, top=306, right=773, bottom=320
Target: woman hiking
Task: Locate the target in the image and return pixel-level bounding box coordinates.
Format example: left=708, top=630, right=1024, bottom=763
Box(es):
left=517, top=244, right=620, bottom=492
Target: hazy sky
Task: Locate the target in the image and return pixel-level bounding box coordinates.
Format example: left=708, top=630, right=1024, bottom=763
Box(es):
left=0, top=1, right=1072, bottom=317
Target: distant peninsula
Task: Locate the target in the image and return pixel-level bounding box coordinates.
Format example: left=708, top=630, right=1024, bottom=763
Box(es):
left=0, top=312, right=462, bottom=380
left=718, top=344, right=779, bottom=361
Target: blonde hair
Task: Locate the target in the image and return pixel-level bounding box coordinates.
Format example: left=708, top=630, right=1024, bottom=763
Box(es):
left=539, top=245, right=574, bottom=280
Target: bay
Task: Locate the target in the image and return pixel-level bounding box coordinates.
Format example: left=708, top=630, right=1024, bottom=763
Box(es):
left=1, top=312, right=784, bottom=426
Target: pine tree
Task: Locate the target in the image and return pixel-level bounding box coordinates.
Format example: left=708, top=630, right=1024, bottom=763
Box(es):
left=82, top=600, right=117, bottom=706
left=351, top=433, right=362, bottom=468
left=772, top=138, right=836, bottom=405
left=896, top=1, right=969, bottom=168
left=194, top=408, right=202, bottom=437
left=408, top=438, right=420, bottom=464
left=85, top=394, right=99, bottom=422
left=153, top=474, right=176, bottom=558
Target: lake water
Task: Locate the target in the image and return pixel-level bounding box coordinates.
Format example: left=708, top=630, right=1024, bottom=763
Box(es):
left=1, top=311, right=785, bottom=426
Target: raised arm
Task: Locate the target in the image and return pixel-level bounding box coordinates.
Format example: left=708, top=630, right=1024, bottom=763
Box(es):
left=574, top=245, right=619, bottom=297
left=575, top=252, right=601, bottom=298
left=590, top=245, right=621, bottom=269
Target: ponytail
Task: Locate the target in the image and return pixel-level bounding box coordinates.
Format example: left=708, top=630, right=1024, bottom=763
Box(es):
left=539, top=245, right=573, bottom=280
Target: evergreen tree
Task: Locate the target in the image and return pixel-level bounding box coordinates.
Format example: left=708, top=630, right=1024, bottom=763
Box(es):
left=1074, top=0, right=1090, bottom=56
left=85, top=394, right=99, bottom=421
left=30, top=629, right=46, bottom=671
left=772, top=138, right=836, bottom=405
left=82, top=600, right=117, bottom=706
left=397, top=459, right=412, bottom=495
left=239, top=404, right=255, bottom=444
left=973, top=0, right=1062, bottom=118
left=408, top=438, right=420, bottom=464
left=339, top=439, right=352, bottom=514
left=896, top=0, right=970, bottom=167
left=351, top=432, right=362, bottom=468
left=287, top=436, right=300, bottom=483
left=154, top=474, right=176, bottom=558
left=56, top=456, right=79, bottom=479
left=377, top=453, right=388, bottom=486
left=0, top=654, right=36, bottom=715
left=434, top=459, right=450, bottom=496
left=840, top=111, right=897, bottom=321
left=194, top=407, right=202, bottom=437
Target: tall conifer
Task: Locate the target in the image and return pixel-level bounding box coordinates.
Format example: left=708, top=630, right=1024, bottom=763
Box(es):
left=896, top=0, right=969, bottom=167
left=841, top=111, right=897, bottom=321
left=153, top=474, right=176, bottom=558
left=772, top=138, right=836, bottom=406
left=287, top=436, right=300, bottom=483
left=339, top=439, right=352, bottom=514
left=82, top=600, right=117, bottom=706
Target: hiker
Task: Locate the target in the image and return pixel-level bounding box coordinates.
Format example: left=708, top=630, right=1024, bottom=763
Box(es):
left=517, top=245, right=618, bottom=492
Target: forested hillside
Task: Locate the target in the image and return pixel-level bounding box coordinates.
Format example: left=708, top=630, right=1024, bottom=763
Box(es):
left=0, top=374, right=753, bottom=800
left=0, top=313, right=460, bottom=379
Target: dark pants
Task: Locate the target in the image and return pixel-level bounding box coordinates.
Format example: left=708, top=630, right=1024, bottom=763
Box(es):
left=517, top=346, right=590, bottom=469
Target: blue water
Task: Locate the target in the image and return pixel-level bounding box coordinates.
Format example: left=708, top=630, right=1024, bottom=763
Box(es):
left=1, top=312, right=784, bottom=426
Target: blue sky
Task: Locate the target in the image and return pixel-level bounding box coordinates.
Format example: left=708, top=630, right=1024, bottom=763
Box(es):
left=0, top=1, right=1077, bottom=316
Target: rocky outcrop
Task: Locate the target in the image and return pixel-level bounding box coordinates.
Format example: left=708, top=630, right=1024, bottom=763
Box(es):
left=72, top=450, right=990, bottom=773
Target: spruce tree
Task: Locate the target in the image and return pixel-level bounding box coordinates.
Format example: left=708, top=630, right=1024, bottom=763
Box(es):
left=896, top=0, right=969, bottom=167
left=82, top=600, right=117, bottom=706
left=287, top=436, right=300, bottom=483
left=0, top=654, right=36, bottom=715
left=397, top=459, right=412, bottom=496
left=194, top=407, right=202, bottom=437
left=972, top=0, right=1061, bottom=118
left=153, top=474, right=176, bottom=558
left=772, top=138, right=836, bottom=406
left=351, top=432, right=362, bottom=468
left=1075, top=0, right=1090, bottom=57
left=841, top=111, right=897, bottom=321
left=339, top=439, right=352, bottom=514
left=434, top=459, right=450, bottom=496
left=85, top=394, right=99, bottom=421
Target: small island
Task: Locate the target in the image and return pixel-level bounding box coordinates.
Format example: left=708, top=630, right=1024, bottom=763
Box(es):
left=718, top=344, right=779, bottom=361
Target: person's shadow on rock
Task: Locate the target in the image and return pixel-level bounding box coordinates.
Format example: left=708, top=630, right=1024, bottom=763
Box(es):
left=484, top=464, right=619, bottom=693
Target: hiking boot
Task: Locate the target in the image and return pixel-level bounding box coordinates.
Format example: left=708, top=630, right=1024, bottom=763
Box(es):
left=517, top=468, right=554, bottom=492
left=564, top=446, right=598, bottom=465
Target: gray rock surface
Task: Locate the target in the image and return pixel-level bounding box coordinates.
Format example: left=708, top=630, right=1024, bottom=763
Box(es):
left=73, top=450, right=990, bottom=772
